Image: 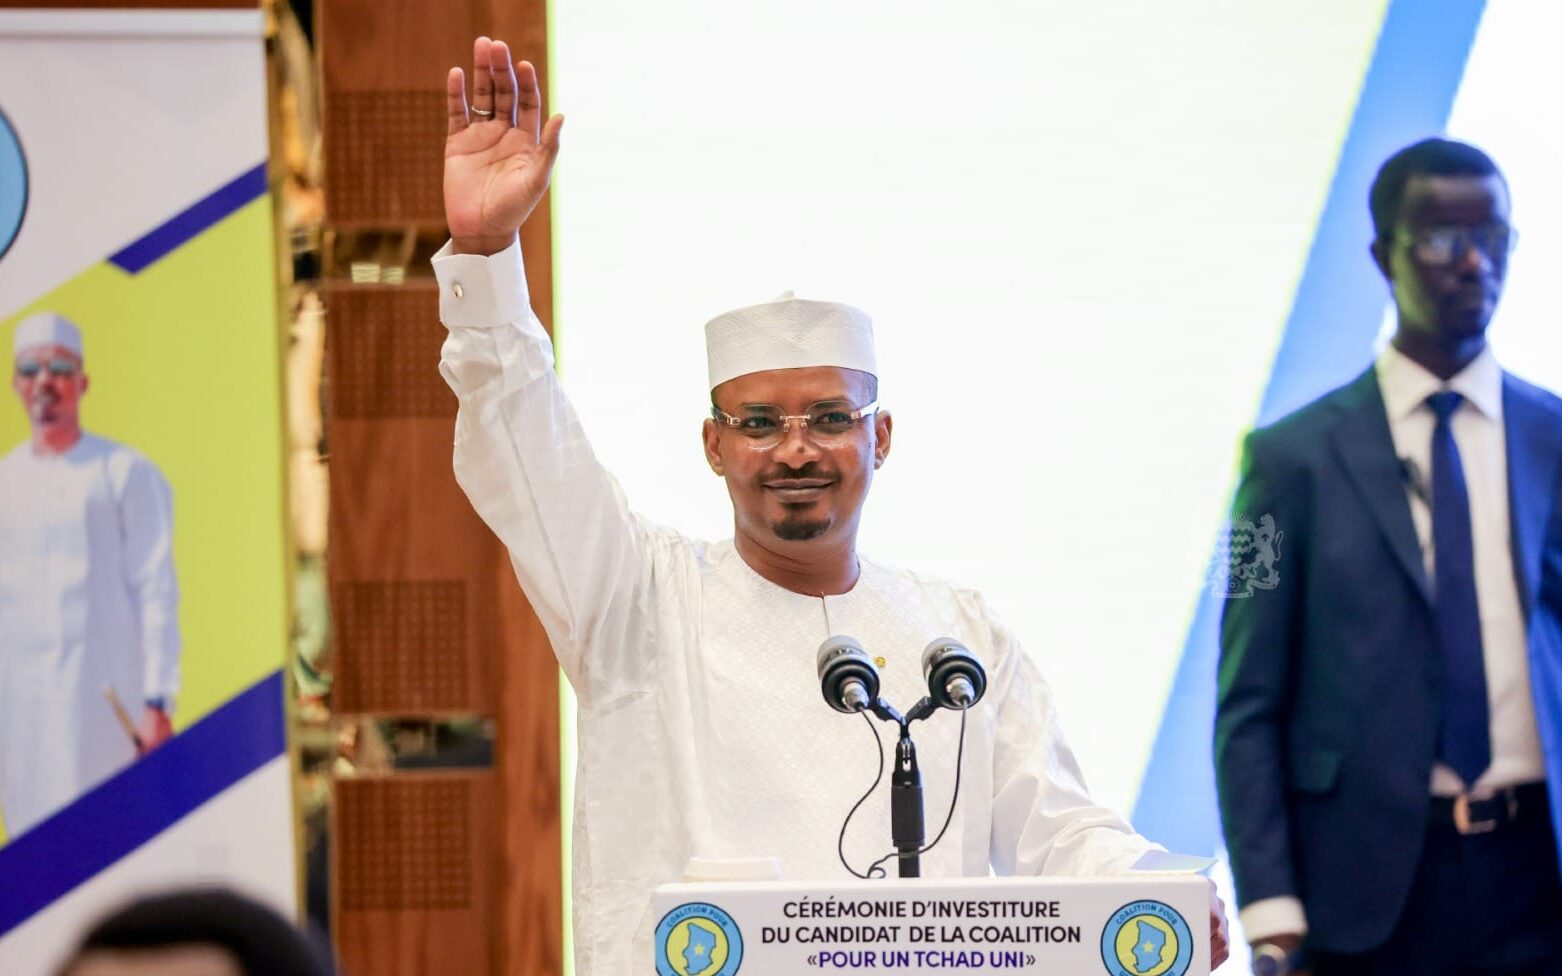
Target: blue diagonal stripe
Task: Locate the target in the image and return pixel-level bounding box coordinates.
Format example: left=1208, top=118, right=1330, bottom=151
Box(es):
left=0, top=671, right=286, bottom=936
left=1131, top=0, right=1489, bottom=856
left=107, top=163, right=268, bottom=274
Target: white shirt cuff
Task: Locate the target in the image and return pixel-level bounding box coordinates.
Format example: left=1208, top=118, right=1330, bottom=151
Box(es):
left=431, top=238, right=530, bottom=329
left=1239, top=896, right=1307, bottom=943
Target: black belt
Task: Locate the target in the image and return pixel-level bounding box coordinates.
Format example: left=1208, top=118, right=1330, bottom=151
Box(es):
left=1429, top=782, right=1549, bottom=835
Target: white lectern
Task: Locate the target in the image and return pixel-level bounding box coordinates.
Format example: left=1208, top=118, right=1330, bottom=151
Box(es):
left=650, top=874, right=1210, bottom=976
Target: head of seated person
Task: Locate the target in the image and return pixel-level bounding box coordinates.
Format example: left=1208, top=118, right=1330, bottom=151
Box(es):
left=56, top=887, right=331, bottom=976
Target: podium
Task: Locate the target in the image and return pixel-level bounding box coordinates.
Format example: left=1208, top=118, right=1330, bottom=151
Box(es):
left=650, top=874, right=1210, bottom=976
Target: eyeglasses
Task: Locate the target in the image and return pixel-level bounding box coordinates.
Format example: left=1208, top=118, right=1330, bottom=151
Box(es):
left=711, top=399, right=880, bottom=450
left=15, top=356, right=80, bottom=380
left=1399, top=223, right=1518, bottom=265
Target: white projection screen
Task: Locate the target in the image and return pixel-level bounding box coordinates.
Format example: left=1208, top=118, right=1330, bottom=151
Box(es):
left=546, top=0, right=1562, bottom=965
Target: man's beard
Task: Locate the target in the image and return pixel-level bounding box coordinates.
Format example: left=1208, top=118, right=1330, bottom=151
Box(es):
left=760, top=460, right=834, bottom=541
left=771, top=514, right=831, bottom=541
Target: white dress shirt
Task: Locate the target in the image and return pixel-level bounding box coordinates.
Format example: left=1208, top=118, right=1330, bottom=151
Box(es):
left=1240, top=343, right=1545, bottom=943
left=1377, top=342, right=1544, bottom=796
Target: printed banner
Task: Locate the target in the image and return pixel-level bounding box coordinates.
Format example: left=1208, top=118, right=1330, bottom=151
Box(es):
left=0, top=10, right=294, bottom=974
left=651, top=876, right=1212, bottom=976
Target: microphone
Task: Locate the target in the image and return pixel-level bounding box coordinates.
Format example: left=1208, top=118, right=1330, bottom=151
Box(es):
left=921, top=638, right=986, bottom=709
left=817, top=636, right=880, bottom=713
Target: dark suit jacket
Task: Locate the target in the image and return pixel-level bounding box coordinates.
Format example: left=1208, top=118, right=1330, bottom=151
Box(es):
left=1214, top=364, right=1562, bottom=953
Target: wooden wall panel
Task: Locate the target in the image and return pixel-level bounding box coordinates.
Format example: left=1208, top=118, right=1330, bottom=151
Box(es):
left=332, top=580, right=472, bottom=713
left=326, top=285, right=496, bottom=716
left=334, top=772, right=498, bottom=975
left=321, top=0, right=562, bottom=971
left=318, top=0, right=547, bottom=93
left=325, top=280, right=562, bottom=972
left=327, top=282, right=461, bottom=423
left=324, top=90, right=446, bottom=226
left=319, top=0, right=551, bottom=235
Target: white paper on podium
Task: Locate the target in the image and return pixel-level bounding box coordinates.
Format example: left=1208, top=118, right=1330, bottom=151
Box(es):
left=650, top=874, right=1210, bottom=976
left=1129, top=850, right=1218, bottom=873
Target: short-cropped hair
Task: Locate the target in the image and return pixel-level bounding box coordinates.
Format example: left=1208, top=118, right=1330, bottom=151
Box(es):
left=1369, top=137, right=1504, bottom=243
left=59, top=887, right=332, bottom=976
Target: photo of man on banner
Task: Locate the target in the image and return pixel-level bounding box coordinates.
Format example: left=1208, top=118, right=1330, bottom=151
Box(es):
left=0, top=311, right=180, bottom=838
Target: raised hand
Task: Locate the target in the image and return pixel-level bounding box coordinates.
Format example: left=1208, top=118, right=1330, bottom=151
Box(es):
left=444, top=36, right=564, bottom=256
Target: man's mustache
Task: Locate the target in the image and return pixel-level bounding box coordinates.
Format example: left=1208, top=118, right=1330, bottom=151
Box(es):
left=759, top=461, right=830, bottom=482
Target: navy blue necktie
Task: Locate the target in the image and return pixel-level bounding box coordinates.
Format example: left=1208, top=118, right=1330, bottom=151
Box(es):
left=1427, top=390, right=1491, bottom=787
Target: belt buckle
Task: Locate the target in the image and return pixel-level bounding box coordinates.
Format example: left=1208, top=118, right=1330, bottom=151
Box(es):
left=1452, top=794, right=1499, bottom=835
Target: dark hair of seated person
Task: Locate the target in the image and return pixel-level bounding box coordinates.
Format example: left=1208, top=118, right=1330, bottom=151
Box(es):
left=56, top=887, right=333, bottom=976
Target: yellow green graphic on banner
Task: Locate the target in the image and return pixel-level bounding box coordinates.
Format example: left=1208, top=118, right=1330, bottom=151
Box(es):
left=0, top=195, right=286, bottom=844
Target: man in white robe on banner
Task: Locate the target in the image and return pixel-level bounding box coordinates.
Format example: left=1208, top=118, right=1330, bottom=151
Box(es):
left=434, top=38, right=1229, bottom=975
left=0, top=312, right=180, bottom=838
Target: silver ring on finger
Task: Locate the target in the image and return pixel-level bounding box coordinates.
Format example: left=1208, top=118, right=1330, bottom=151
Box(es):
left=471, top=106, right=495, bottom=117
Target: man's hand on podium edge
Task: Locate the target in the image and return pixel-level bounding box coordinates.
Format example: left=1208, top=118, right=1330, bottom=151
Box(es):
left=1250, top=932, right=1305, bottom=975
left=444, top=36, right=564, bottom=257
left=1208, top=880, right=1231, bottom=969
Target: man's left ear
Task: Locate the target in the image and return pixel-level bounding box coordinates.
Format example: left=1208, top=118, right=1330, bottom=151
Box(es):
left=873, top=410, right=893, bottom=469
left=701, top=418, right=724, bottom=476
left=1369, top=238, right=1392, bottom=282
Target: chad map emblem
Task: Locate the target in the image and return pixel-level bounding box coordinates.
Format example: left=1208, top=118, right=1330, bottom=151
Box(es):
left=656, top=902, right=744, bottom=976
left=1100, top=899, right=1195, bottom=976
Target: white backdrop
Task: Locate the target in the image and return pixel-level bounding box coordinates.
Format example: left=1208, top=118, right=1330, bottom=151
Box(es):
left=549, top=0, right=1389, bottom=815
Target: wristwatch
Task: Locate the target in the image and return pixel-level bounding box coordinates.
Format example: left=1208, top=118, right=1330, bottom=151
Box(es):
left=1251, top=942, right=1292, bottom=976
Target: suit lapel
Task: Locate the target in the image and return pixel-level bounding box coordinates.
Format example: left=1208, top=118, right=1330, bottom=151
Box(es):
left=1330, top=368, right=1432, bottom=606
left=1503, top=376, right=1562, bottom=619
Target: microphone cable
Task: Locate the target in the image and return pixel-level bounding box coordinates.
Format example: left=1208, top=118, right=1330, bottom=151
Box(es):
left=866, top=702, right=968, bottom=878
left=837, top=710, right=888, bottom=879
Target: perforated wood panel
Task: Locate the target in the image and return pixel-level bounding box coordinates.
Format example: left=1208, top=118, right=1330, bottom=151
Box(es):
left=324, top=91, right=446, bottom=225
left=333, top=580, right=468, bottom=713
left=322, top=1, right=562, bottom=970
left=328, top=288, right=455, bottom=419
left=334, top=773, right=498, bottom=975
left=339, top=777, right=473, bottom=910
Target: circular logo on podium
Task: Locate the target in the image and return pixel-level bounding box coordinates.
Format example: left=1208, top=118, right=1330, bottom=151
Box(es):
left=1099, top=900, right=1194, bottom=976
left=0, top=106, right=26, bottom=261
left=655, top=902, right=744, bottom=976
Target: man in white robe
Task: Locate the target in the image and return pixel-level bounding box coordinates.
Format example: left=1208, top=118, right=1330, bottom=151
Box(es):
left=435, top=38, right=1228, bottom=975
left=0, top=313, right=179, bottom=837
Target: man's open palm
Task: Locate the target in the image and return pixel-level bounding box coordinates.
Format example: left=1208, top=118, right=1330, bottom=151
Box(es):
left=444, top=36, right=563, bottom=255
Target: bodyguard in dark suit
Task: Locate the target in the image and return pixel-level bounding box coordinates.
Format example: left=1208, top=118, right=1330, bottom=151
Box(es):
left=1216, top=139, right=1562, bottom=976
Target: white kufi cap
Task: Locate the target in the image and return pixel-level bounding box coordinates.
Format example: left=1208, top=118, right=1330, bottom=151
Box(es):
left=12, top=312, right=84, bottom=359
left=705, top=291, right=876, bottom=390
